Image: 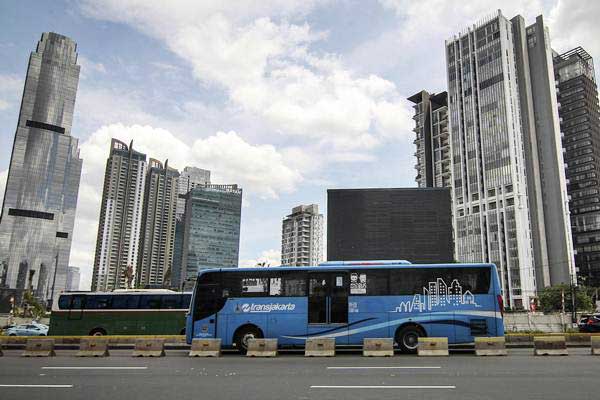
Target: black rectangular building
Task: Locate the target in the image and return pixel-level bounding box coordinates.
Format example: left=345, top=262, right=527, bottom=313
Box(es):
left=327, top=188, right=453, bottom=263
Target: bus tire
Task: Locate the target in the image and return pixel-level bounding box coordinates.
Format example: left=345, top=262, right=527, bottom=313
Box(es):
left=395, top=324, right=425, bottom=354
left=233, top=325, right=263, bottom=354
left=89, top=328, right=107, bottom=336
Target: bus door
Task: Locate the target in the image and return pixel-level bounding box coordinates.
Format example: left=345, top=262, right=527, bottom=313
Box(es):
left=308, top=272, right=349, bottom=344
left=68, top=295, right=85, bottom=320
left=193, top=283, right=221, bottom=338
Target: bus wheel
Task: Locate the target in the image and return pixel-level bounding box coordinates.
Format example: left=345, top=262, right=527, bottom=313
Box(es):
left=395, top=325, right=424, bottom=354
left=234, top=325, right=263, bottom=354
left=89, top=328, right=107, bottom=336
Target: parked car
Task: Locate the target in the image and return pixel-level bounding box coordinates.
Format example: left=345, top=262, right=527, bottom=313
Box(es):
left=4, top=322, right=49, bottom=336
left=578, top=314, right=600, bottom=333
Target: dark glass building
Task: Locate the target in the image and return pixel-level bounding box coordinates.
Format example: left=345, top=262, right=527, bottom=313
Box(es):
left=180, top=184, right=242, bottom=287
left=554, top=47, right=600, bottom=286
left=0, top=33, right=82, bottom=305
left=327, top=188, right=453, bottom=263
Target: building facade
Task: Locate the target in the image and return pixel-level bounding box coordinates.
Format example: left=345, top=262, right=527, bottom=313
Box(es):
left=181, top=184, right=242, bottom=284
left=554, top=47, right=600, bottom=286
left=445, top=11, right=574, bottom=308
left=91, top=139, right=147, bottom=291
left=327, top=188, right=453, bottom=263
left=0, top=32, right=83, bottom=304
left=408, top=91, right=451, bottom=188
left=172, top=166, right=211, bottom=289
left=66, top=266, right=80, bottom=291
left=137, top=159, right=179, bottom=288
left=281, top=204, right=324, bottom=266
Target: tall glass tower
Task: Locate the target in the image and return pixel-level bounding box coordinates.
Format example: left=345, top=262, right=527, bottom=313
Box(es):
left=0, top=32, right=83, bottom=304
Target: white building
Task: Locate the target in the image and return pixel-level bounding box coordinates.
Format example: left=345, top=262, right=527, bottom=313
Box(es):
left=445, top=11, right=574, bottom=308
left=281, top=204, right=324, bottom=266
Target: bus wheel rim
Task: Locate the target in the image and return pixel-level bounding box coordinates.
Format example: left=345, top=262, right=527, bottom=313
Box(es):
left=403, top=332, right=418, bottom=349
left=242, top=333, right=255, bottom=347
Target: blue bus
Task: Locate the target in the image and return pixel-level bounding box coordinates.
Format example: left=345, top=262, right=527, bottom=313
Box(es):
left=186, top=260, right=504, bottom=353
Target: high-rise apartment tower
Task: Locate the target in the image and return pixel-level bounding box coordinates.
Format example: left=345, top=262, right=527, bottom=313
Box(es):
left=281, top=204, right=324, bottom=266
left=91, top=139, right=147, bottom=291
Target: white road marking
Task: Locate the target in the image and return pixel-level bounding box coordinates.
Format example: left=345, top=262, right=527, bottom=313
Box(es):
left=42, top=367, right=148, bottom=370
left=327, top=366, right=441, bottom=370
left=311, top=385, right=455, bottom=389
left=0, top=384, right=73, bottom=388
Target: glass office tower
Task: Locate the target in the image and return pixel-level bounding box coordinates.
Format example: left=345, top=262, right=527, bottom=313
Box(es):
left=0, top=32, right=82, bottom=304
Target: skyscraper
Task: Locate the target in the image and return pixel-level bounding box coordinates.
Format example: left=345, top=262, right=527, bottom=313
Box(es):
left=408, top=91, right=451, bottom=188
left=0, top=32, right=83, bottom=304
left=445, top=11, right=574, bottom=308
left=172, top=166, right=211, bottom=288
left=91, top=139, right=147, bottom=291
left=137, top=159, right=179, bottom=288
left=281, top=204, right=324, bottom=266
left=66, top=266, right=80, bottom=291
left=554, top=47, right=600, bottom=286
left=181, top=184, right=242, bottom=285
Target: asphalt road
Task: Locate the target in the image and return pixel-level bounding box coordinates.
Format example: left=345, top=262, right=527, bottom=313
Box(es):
left=0, top=348, right=598, bottom=400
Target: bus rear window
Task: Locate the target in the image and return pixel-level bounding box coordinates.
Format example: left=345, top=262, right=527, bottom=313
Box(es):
left=58, top=295, right=71, bottom=309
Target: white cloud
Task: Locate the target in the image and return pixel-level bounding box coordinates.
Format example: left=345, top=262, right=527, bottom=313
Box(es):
left=79, top=0, right=414, bottom=152
left=0, top=169, right=7, bottom=202
left=78, top=55, right=107, bottom=79
left=0, top=74, right=23, bottom=110
left=240, top=249, right=282, bottom=267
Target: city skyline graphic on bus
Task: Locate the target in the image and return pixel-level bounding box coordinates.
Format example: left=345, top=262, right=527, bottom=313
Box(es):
left=394, top=278, right=478, bottom=313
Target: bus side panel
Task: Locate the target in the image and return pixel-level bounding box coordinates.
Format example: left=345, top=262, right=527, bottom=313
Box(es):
left=348, top=296, right=391, bottom=345
left=267, top=298, right=307, bottom=346
left=453, top=295, right=496, bottom=343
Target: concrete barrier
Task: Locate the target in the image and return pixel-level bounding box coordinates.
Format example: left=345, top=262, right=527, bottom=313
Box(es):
left=305, top=338, right=335, bottom=357
left=363, top=338, right=394, bottom=357
left=189, top=338, right=221, bottom=357
left=474, top=337, right=507, bottom=356
left=417, top=337, right=448, bottom=356
left=132, top=338, right=165, bottom=357
left=591, top=336, right=600, bottom=356
left=22, top=338, right=56, bottom=357
left=76, top=338, right=109, bottom=357
left=534, top=336, right=568, bottom=356
left=246, top=338, right=277, bottom=357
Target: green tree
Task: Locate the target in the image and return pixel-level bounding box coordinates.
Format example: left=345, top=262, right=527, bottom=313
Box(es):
left=22, top=291, right=47, bottom=320
left=537, top=284, right=594, bottom=313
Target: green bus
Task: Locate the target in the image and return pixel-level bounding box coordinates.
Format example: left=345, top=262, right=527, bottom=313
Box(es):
left=49, top=290, right=192, bottom=336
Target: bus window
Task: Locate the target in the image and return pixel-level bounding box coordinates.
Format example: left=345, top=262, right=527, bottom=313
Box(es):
left=58, top=295, right=72, bottom=309
left=349, top=270, right=389, bottom=295
left=181, top=294, right=192, bottom=308
left=193, top=284, right=225, bottom=321
left=71, top=295, right=85, bottom=309
left=390, top=267, right=492, bottom=295
left=241, top=276, right=268, bottom=296
left=86, top=295, right=111, bottom=309
left=269, top=272, right=306, bottom=297
left=111, top=295, right=140, bottom=309
left=447, top=268, right=491, bottom=294
left=139, top=295, right=162, bottom=309
left=161, top=295, right=181, bottom=309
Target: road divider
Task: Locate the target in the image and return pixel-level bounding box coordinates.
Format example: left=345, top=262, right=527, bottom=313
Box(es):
left=474, top=337, right=507, bottom=356
left=247, top=338, right=277, bottom=357
left=363, top=338, right=394, bottom=357
left=132, top=338, right=165, bottom=357
left=76, top=338, right=109, bottom=357
left=22, top=338, right=56, bottom=357
left=305, top=338, right=335, bottom=357
left=418, top=337, right=449, bottom=356
left=534, top=336, right=568, bottom=356
left=189, top=338, right=221, bottom=357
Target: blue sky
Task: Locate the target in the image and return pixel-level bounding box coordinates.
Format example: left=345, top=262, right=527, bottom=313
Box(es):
left=1, top=0, right=598, bottom=289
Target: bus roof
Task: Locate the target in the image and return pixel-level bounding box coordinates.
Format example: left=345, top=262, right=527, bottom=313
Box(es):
left=58, top=289, right=184, bottom=296
left=196, top=262, right=496, bottom=276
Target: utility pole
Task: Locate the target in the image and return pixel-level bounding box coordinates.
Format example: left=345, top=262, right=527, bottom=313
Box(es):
left=49, top=251, right=59, bottom=308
